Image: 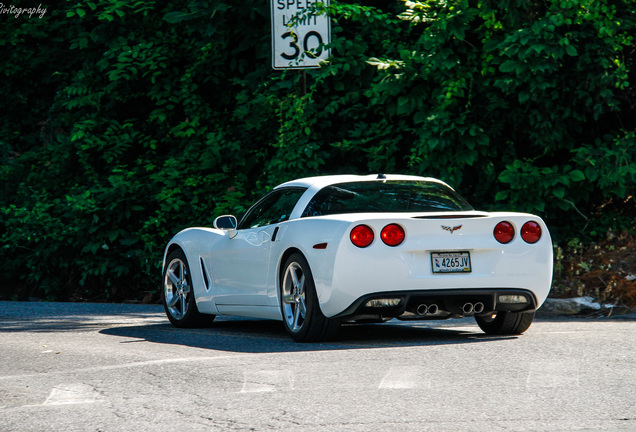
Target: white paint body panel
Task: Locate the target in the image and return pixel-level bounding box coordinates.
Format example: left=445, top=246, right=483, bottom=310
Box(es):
left=162, top=175, right=553, bottom=321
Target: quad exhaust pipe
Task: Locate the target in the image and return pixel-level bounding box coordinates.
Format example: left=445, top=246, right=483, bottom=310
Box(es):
left=416, top=303, right=439, bottom=316
left=462, top=302, right=485, bottom=314
left=415, top=302, right=484, bottom=316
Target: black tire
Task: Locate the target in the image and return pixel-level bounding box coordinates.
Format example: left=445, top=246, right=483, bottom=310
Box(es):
left=162, top=249, right=214, bottom=328
left=475, top=311, right=535, bottom=335
left=279, top=253, right=340, bottom=342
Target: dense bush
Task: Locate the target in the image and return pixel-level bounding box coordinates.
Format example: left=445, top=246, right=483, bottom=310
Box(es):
left=1, top=0, right=634, bottom=301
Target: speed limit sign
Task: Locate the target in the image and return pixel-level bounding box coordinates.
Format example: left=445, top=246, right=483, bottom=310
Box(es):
left=271, top=0, right=331, bottom=69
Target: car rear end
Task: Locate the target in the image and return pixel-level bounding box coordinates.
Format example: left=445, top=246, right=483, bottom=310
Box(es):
left=320, top=211, right=553, bottom=320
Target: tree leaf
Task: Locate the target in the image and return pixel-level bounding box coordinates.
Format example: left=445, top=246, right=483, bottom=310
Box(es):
left=569, top=170, right=585, bottom=182
left=499, top=60, right=517, bottom=73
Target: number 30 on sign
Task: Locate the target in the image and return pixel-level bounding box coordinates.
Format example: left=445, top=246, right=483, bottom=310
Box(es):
left=271, top=0, right=331, bottom=70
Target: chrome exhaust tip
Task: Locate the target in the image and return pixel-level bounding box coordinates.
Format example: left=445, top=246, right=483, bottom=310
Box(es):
left=428, top=304, right=439, bottom=315
left=462, top=303, right=474, bottom=314
left=416, top=304, right=429, bottom=316
left=473, top=302, right=485, bottom=314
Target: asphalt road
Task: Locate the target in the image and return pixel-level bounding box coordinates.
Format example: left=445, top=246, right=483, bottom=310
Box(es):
left=1, top=301, right=635, bottom=432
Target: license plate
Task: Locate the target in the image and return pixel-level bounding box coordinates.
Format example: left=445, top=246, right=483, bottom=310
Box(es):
left=431, top=252, right=471, bottom=273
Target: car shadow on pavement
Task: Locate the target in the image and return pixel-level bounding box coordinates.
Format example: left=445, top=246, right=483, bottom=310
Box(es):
left=99, top=317, right=517, bottom=353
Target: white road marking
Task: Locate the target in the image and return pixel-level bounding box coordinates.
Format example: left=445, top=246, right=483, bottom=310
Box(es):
left=43, top=384, right=102, bottom=406
left=0, top=355, right=248, bottom=381
left=378, top=366, right=428, bottom=389
left=526, top=360, right=580, bottom=388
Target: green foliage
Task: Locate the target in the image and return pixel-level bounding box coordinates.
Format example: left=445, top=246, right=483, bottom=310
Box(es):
left=339, top=0, right=635, bottom=236
left=1, top=0, right=275, bottom=300
left=1, top=0, right=634, bottom=301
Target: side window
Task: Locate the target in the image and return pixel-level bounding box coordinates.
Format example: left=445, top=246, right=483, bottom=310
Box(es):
left=238, top=188, right=306, bottom=229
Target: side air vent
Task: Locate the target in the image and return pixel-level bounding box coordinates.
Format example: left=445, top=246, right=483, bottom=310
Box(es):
left=200, top=257, right=210, bottom=291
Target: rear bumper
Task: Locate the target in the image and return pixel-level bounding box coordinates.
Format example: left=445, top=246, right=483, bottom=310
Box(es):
left=334, top=288, right=538, bottom=320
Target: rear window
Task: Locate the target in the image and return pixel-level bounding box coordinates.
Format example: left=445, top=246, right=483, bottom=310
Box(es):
left=301, top=180, right=473, bottom=217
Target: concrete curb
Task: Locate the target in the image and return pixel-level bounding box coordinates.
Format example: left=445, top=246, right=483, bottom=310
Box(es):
left=539, top=296, right=636, bottom=319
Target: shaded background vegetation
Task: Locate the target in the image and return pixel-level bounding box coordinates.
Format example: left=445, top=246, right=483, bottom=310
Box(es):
left=1, top=0, right=634, bottom=304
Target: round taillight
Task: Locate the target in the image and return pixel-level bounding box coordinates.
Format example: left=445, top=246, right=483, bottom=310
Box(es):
left=350, top=225, right=374, bottom=248
left=521, top=221, right=542, bottom=244
left=381, top=224, right=405, bottom=247
left=494, top=221, right=515, bottom=244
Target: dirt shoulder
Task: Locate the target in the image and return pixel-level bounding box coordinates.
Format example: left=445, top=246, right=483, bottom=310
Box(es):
left=551, top=231, right=636, bottom=312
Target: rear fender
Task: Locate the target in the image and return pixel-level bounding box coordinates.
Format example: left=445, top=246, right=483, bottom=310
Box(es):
left=270, top=219, right=351, bottom=308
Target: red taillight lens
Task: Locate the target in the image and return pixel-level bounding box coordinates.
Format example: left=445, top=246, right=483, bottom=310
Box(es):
left=521, top=221, right=542, bottom=243
left=494, top=221, right=515, bottom=244
left=350, top=225, right=374, bottom=248
left=381, top=224, right=405, bottom=247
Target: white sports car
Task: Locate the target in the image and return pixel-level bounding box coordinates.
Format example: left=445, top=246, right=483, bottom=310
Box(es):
left=162, top=174, right=553, bottom=342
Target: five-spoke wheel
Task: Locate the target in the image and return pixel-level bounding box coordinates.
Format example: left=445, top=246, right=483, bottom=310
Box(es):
left=162, top=249, right=212, bottom=328
left=280, top=253, right=339, bottom=342
left=281, top=261, right=307, bottom=333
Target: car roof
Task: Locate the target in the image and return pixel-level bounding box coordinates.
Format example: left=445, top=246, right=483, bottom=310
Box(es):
left=275, top=174, right=453, bottom=190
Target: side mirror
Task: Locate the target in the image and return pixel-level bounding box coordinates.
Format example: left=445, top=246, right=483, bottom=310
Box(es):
left=214, top=215, right=238, bottom=238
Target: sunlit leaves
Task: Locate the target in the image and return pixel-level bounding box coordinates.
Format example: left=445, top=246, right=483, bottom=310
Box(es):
left=1, top=0, right=634, bottom=302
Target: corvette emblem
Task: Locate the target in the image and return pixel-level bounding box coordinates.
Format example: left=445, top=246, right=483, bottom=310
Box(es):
left=442, top=225, right=463, bottom=234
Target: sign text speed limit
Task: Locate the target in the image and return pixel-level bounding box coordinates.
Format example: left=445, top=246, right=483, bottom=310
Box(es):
left=271, top=0, right=330, bottom=70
